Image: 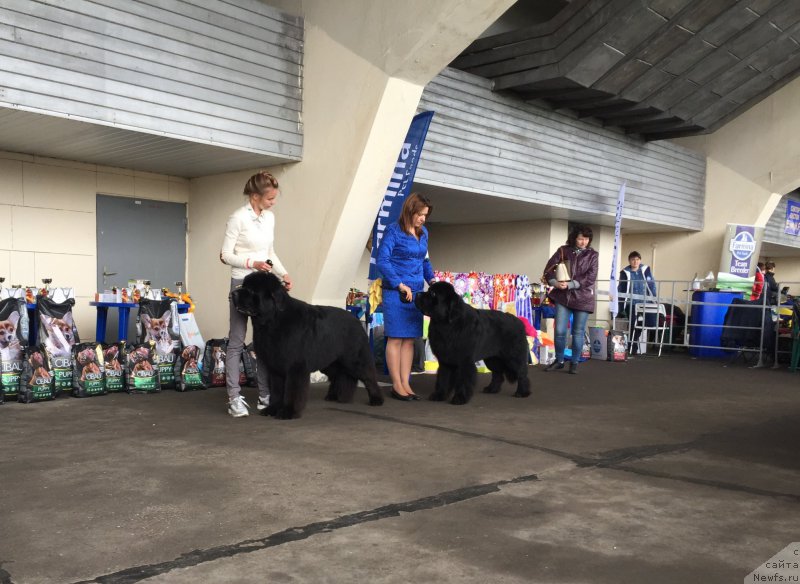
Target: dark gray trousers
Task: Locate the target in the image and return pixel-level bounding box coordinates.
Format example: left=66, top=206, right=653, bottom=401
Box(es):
left=226, top=278, right=269, bottom=400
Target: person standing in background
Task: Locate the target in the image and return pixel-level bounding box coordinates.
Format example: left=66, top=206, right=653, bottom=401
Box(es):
left=220, top=171, right=293, bottom=418
left=764, top=261, right=779, bottom=305
left=541, top=224, right=599, bottom=374
left=750, top=262, right=765, bottom=301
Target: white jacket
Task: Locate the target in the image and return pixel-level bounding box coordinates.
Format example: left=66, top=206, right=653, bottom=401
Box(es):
left=220, top=203, right=288, bottom=280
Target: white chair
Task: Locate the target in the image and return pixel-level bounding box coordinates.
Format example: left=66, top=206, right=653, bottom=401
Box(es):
left=633, top=302, right=668, bottom=357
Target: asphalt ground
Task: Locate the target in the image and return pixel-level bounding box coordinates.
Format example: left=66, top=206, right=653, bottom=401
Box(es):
left=1, top=353, right=799, bottom=584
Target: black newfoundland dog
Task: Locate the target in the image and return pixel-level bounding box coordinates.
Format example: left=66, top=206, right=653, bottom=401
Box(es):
left=415, top=281, right=531, bottom=405
left=230, top=272, right=384, bottom=419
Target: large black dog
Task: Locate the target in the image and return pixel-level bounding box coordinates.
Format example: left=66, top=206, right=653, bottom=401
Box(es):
left=230, top=272, right=384, bottom=419
left=415, top=281, right=531, bottom=405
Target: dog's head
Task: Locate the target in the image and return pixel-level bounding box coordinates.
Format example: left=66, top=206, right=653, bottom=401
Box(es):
left=103, top=345, right=119, bottom=362
left=128, top=346, right=150, bottom=364
left=415, top=282, right=464, bottom=323
left=230, top=272, right=287, bottom=323
left=76, top=347, right=96, bottom=366
left=30, top=350, right=45, bottom=368
left=181, top=345, right=199, bottom=365
left=0, top=312, right=20, bottom=347
left=43, top=315, right=75, bottom=346
left=141, top=311, right=171, bottom=340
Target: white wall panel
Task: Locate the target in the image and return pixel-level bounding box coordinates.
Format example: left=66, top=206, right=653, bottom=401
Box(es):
left=0, top=0, right=303, bottom=159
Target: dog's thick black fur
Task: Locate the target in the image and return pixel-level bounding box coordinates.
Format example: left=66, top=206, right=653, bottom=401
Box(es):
left=415, top=281, right=531, bottom=405
left=230, top=272, right=384, bottom=419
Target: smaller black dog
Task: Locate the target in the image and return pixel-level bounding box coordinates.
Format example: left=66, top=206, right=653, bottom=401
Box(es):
left=415, top=281, right=531, bottom=405
left=230, top=272, right=384, bottom=419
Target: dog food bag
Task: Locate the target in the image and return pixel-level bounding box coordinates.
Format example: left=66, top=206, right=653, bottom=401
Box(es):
left=102, top=342, right=128, bottom=393
left=137, top=299, right=180, bottom=353
left=36, top=296, right=80, bottom=394
left=607, top=330, right=629, bottom=362
left=0, top=297, right=29, bottom=400
left=71, top=343, right=107, bottom=398
left=174, top=344, right=206, bottom=391
left=154, top=347, right=179, bottom=389
left=126, top=342, right=160, bottom=393
left=241, top=342, right=258, bottom=386
left=202, top=338, right=228, bottom=387
left=18, top=346, right=55, bottom=403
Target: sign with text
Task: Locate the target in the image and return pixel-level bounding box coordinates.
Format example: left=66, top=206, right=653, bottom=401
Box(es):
left=785, top=199, right=800, bottom=236
left=719, top=223, right=763, bottom=278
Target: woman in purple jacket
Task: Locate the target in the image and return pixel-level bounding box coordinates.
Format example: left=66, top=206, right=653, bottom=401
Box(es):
left=541, top=224, right=599, bottom=374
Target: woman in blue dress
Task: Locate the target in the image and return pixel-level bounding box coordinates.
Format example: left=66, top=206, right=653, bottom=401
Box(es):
left=376, top=193, right=435, bottom=401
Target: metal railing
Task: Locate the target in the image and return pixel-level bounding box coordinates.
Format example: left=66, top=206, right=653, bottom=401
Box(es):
left=535, top=278, right=799, bottom=367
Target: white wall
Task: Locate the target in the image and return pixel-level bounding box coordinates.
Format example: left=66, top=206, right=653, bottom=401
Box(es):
left=0, top=150, right=188, bottom=341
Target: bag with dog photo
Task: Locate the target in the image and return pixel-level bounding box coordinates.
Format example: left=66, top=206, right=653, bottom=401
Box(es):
left=18, top=346, right=55, bottom=403
left=241, top=342, right=258, bottom=387
left=0, top=297, right=29, bottom=400
left=102, top=342, right=128, bottom=393
left=126, top=342, right=160, bottom=393
left=71, top=343, right=107, bottom=398
left=174, top=344, right=206, bottom=391
left=607, top=329, right=629, bottom=362
left=36, top=295, right=80, bottom=395
left=137, top=299, right=180, bottom=388
left=202, top=338, right=228, bottom=387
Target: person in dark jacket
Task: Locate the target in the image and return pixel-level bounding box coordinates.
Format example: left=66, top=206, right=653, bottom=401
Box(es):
left=764, top=261, right=779, bottom=305
left=541, top=224, right=599, bottom=374
left=617, top=251, right=657, bottom=318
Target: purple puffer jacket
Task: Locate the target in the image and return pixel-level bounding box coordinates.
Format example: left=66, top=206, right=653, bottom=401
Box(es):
left=543, top=245, right=599, bottom=313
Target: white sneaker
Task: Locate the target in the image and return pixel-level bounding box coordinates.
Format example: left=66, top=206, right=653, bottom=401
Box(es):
left=256, top=395, right=270, bottom=411
left=228, top=395, right=250, bottom=418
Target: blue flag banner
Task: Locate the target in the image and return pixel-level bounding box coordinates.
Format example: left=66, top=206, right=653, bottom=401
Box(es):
left=368, top=111, right=435, bottom=280
left=608, top=181, right=626, bottom=319
left=785, top=199, right=800, bottom=236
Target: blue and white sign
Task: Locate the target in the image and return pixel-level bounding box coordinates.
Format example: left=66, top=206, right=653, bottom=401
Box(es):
left=368, top=111, right=434, bottom=280
left=785, top=199, right=800, bottom=236
left=727, top=225, right=757, bottom=276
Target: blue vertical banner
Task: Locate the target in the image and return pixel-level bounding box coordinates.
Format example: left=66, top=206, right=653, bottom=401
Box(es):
left=608, top=181, right=626, bottom=319
left=368, top=111, right=435, bottom=280
left=727, top=224, right=757, bottom=276
left=785, top=199, right=800, bottom=236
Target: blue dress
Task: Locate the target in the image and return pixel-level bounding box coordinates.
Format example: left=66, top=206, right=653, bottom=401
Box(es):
left=376, top=222, right=434, bottom=338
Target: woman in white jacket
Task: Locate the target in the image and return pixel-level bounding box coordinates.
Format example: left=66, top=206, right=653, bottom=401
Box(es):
left=220, top=171, right=292, bottom=417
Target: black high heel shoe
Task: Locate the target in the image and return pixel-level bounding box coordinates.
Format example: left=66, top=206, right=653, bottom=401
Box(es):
left=407, top=392, right=422, bottom=400
left=390, top=389, right=413, bottom=401
left=543, top=361, right=565, bottom=372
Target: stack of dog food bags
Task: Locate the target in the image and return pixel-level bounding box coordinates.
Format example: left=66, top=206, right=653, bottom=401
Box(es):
left=0, top=297, right=29, bottom=401
left=138, top=299, right=180, bottom=389
left=126, top=342, right=160, bottom=392
left=71, top=343, right=107, bottom=398
left=241, top=342, right=258, bottom=387
left=36, top=295, right=80, bottom=396
left=18, top=346, right=55, bottom=403
left=174, top=344, right=206, bottom=391
left=102, top=342, right=127, bottom=392
left=202, top=339, right=228, bottom=387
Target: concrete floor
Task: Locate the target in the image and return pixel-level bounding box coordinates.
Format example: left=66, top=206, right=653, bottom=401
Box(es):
left=1, top=353, right=799, bottom=584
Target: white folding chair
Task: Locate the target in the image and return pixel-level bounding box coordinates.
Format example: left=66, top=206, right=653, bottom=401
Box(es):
left=634, top=302, right=668, bottom=357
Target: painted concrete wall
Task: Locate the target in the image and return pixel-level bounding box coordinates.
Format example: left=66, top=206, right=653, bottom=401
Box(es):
left=622, top=76, right=800, bottom=297
left=0, top=150, right=188, bottom=341
left=187, top=0, right=516, bottom=340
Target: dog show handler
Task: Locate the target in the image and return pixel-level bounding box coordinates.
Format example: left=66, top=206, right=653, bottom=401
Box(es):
left=220, top=170, right=292, bottom=418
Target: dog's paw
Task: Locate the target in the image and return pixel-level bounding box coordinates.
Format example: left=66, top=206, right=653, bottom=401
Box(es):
left=261, top=404, right=279, bottom=417
left=450, top=393, right=470, bottom=405
left=428, top=392, right=447, bottom=401
left=482, top=385, right=502, bottom=394
left=368, top=395, right=384, bottom=406
left=513, top=389, right=531, bottom=398
left=275, top=407, right=297, bottom=420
